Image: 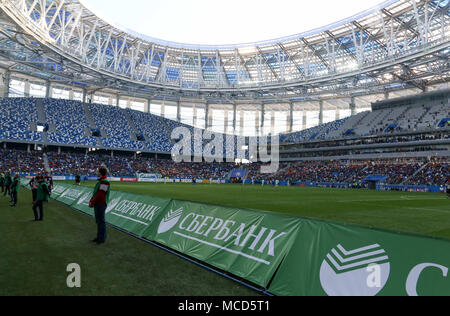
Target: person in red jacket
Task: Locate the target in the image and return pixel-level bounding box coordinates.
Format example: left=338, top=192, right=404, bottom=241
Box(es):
left=89, top=167, right=110, bottom=245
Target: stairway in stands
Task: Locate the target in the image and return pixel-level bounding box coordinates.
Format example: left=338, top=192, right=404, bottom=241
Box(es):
left=35, top=99, right=46, bottom=123
left=82, top=102, right=104, bottom=147
left=35, top=99, right=48, bottom=144
left=123, top=110, right=140, bottom=141
left=401, top=161, right=429, bottom=185
left=42, top=153, right=51, bottom=173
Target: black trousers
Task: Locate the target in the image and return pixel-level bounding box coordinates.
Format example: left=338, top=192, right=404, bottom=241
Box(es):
left=11, top=191, right=17, bottom=206
left=32, top=200, right=44, bottom=221
left=0, top=183, right=4, bottom=193
left=31, top=189, right=37, bottom=202
left=94, top=205, right=107, bottom=243
left=3, top=185, right=10, bottom=197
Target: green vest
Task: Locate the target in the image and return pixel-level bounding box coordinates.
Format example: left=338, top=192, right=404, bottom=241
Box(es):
left=92, top=178, right=110, bottom=204
left=36, top=182, right=50, bottom=202
left=11, top=178, right=20, bottom=193
left=5, top=175, right=12, bottom=186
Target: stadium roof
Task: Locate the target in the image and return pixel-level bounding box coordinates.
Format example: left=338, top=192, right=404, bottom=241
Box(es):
left=80, top=0, right=398, bottom=50
left=0, top=0, right=448, bottom=102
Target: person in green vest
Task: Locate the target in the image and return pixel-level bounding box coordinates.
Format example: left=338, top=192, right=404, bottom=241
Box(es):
left=0, top=172, right=5, bottom=194
left=32, top=175, right=50, bottom=222
left=89, top=166, right=110, bottom=245
left=10, top=174, right=20, bottom=207
left=3, top=171, right=12, bottom=200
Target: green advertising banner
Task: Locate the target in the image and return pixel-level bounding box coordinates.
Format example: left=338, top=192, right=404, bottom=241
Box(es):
left=50, top=183, right=71, bottom=199
left=20, top=181, right=450, bottom=296
left=70, top=185, right=98, bottom=217
left=268, top=220, right=450, bottom=296
left=104, top=192, right=171, bottom=237
left=20, top=178, right=30, bottom=187
left=56, top=185, right=92, bottom=207
left=149, top=199, right=302, bottom=287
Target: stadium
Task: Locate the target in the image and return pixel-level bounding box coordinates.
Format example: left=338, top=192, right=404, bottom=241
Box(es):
left=0, top=0, right=449, bottom=298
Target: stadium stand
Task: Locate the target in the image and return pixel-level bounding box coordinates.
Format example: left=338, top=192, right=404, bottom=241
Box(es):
left=88, top=102, right=146, bottom=151
left=1, top=97, right=448, bottom=154
left=1, top=145, right=447, bottom=188
left=126, top=108, right=180, bottom=153
left=43, top=99, right=98, bottom=147
left=0, top=98, right=42, bottom=142
left=0, top=95, right=448, bottom=190
left=0, top=149, right=45, bottom=174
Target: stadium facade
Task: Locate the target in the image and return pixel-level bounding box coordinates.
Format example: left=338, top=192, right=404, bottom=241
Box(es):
left=0, top=0, right=448, bottom=139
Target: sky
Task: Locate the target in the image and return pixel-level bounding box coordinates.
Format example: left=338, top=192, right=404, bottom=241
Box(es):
left=80, top=0, right=390, bottom=45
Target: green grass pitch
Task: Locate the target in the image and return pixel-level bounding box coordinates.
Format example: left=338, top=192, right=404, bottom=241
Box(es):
left=1, top=182, right=449, bottom=296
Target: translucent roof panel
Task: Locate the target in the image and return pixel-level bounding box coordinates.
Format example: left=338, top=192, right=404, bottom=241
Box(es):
left=80, top=0, right=393, bottom=47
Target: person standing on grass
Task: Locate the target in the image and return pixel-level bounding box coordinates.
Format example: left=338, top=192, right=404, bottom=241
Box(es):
left=10, top=174, right=20, bottom=207
left=4, top=171, right=12, bottom=199
left=45, top=173, right=54, bottom=194
left=89, top=167, right=110, bottom=245
left=32, top=176, right=50, bottom=222
left=75, top=174, right=81, bottom=186
left=29, top=176, right=38, bottom=203
left=0, top=172, right=5, bottom=194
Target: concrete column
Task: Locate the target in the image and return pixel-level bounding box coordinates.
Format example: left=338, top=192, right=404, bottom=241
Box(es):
left=384, top=91, right=389, bottom=100
left=289, top=103, right=294, bottom=132
left=3, top=71, right=10, bottom=97
left=45, top=81, right=51, bottom=98
left=177, top=101, right=181, bottom=122
left=240, top=110, right=245, bottom=136
left=233, top=103, right=237, bottom=133
left=160, top=102, right=165, bottom=117
left=193, top=104, right=198, bottom=126
left=69, top=89, right=74, bottom=100
left=319, top=100, right=324, bottom=125
left=24, top=80, right=31, bottom=97
left=145, top=99, right=151, bottom=113
left=116, top=95, right=120, bottom=107
left=302, top=111, right=307, bottom=130
left=270, top=110, right=275, bottom=135
left=205, top=102, right=210, bottom=130
left=82, top=89, right=87, bottom=103
left=259, top=104, right=265, bottom=135
left=350, top=97, right=357, bottom=116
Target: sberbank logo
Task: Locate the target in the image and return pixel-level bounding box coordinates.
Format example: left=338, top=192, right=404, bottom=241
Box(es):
left=106, top=198, right=121, bottom=214
left=320, top=244, right=390, bottom=296
left=53, top=185, right=66, bottom=195
left=158, top=208, right=184, bottom=234
left=77, top=192, right=92, bottom=206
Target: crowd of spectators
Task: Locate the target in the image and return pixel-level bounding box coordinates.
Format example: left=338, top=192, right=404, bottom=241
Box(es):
left=0, top=149, right=45, bottom=174
left=284, top=132, right=450, bottom=151
left=248, top=158, right=448, bottom=186
left=1, top=148, right=447, bottom=186
left=406, top=160, right=449, bottom=186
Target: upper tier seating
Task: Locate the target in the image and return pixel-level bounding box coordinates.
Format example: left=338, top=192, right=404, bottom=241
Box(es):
left=44, top=99, right=98, bottom=147
left=0, top=97, right=448, bottom=151
left=89, top=103, right=146, bottom=151
left=0, top=98, right=41, bottom=142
